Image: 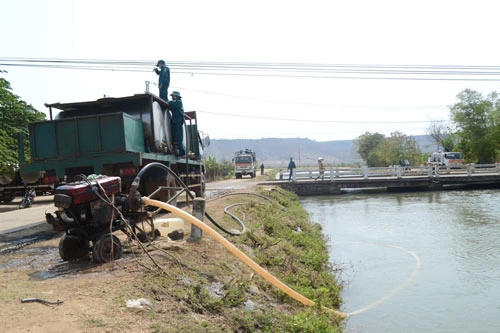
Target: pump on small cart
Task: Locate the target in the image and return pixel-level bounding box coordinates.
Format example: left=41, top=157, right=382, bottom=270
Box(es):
left=45, top=175, right=155, bottom=263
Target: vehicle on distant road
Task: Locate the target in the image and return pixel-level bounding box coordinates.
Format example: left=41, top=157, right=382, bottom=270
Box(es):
left=428, top=151, right=463, bottom=168
left=233, top=149, right=257, bottom=179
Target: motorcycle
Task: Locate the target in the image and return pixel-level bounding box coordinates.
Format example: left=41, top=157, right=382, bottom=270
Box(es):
left=19, top=187, right=36, bottom=209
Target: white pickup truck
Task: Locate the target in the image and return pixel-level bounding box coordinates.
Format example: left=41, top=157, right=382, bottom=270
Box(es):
left=428, top=151, right=463, bottom=168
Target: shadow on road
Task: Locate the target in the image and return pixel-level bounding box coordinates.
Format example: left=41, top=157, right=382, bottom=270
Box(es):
left=0, top=195, right=54, bottom=214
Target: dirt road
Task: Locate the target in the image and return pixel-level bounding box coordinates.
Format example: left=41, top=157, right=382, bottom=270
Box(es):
left=205, top=173, right=267, bottom=195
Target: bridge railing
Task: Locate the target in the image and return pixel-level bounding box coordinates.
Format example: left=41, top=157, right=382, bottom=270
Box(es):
left=276, top=163, right=500, bottom=182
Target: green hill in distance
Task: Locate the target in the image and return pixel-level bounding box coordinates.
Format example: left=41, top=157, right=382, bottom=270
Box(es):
left=203, top=135, right=436, bottom=167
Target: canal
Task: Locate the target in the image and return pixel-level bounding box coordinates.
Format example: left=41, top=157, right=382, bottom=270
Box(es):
left=300, top=190, right=500, bottom=332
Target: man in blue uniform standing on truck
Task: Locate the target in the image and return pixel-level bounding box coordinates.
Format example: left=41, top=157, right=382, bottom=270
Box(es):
left=153, top=59, right=170, bottom=101
left=166, top=91, right=185, bottom=156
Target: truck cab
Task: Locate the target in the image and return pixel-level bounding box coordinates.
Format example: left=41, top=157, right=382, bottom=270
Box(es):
left=233, top=149, right=257, bottom=179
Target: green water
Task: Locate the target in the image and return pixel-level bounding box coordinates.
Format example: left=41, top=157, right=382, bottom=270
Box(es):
left=301, top=190, right=500, bottom=333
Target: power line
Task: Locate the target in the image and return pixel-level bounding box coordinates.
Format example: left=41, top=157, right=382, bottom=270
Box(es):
left=3, top=57, right=500, bottom=70
left=173, top=85, right=449, bottom=110
left=195, top=110, right=450, bottom=124
left=0, top=57, right=460, bottom=123
left=3, top=58, right=500, bottom=81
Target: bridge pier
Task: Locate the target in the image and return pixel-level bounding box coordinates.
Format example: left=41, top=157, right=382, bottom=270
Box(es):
left=279, top=181, right=341, bottom=196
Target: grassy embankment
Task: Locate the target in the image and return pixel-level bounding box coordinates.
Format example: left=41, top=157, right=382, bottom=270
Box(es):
left=0, top=186, right=344, bottom=332
left=138, top=186, right=344, bottom=332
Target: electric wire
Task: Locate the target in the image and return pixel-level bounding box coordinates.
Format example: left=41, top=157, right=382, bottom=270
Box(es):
left=196, top=110, right=450, bottom=124
left=0, top=57, right=467, bottom=124
left=172, top=85, right=449, bottom=110
left=4, top=57, right=500, bottom=71
left=3, top=58, right=500, bottom=81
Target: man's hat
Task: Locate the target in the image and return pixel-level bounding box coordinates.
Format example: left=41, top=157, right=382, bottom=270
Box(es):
left=156, top=59, right=165, bottom=66
left=170, top=91, right=181, bottom=98
left=318, top=157, right=324, bottom=160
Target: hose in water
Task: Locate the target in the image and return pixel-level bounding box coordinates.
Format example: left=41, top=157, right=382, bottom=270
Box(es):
left=345, top=243, right=422, bottom=316
left=141, top=197, right=347, bottom=318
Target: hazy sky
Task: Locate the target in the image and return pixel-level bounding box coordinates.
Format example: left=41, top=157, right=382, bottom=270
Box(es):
left=2, top=0, right=500, bottom=141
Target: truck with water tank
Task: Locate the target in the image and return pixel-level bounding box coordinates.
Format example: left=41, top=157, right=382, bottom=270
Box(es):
left=0, top=93, right=209, bottom=203
left=2, top=93, right=211, bottom=262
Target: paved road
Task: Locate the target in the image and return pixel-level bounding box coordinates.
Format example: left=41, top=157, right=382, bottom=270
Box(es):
left=0, top=195, right=56, bottom=241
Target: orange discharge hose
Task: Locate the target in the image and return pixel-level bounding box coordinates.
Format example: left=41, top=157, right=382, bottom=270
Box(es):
left=142, top=197, right=347, bottom=318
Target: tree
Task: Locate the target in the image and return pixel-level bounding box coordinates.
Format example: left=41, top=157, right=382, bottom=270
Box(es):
left=369, top=131, right=423, bottom=167
left=355, top=132, right=385, bottom=165
left=204, top=156, right=233, bottom=181
left=0, top=74, right=46, bottom=171
left=450, top=89, right=500, bottom=163
left=427, top=121, right=448, bottom=151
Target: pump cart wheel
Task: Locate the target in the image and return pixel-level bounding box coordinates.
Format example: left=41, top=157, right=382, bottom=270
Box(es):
left=59, top=234, right=90, bottom=261
left=92, top=234, right=122, bottom=263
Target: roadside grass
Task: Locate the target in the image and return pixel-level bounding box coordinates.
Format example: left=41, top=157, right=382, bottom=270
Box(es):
left=0, top=186, right=344, bottom=332
left=136, top=186, right=344, bottom=332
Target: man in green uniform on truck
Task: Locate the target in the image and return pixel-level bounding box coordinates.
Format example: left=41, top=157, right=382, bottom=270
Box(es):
left=153, top=59, right=170, bottom=101
left=166, top=91, right=185, bottom=156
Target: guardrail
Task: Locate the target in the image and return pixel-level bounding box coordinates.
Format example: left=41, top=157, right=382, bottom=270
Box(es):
left=276, top=163, right=500, bottom=182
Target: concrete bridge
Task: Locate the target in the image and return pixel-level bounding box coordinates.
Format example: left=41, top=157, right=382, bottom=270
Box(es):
left=260, top=164, right=500, bottom=195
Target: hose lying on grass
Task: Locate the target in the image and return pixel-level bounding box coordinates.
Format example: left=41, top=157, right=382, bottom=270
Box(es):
left=142, top=197, right=348, bottom=318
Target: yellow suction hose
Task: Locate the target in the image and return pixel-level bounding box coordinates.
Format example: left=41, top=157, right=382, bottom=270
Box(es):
left=142, top=197, right=347, bottom=318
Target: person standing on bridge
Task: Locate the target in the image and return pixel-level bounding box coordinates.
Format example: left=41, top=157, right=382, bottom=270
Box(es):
left=260, top=163, right=265, bottom=175
left=316, top=157, right=325, bottom=180
left=153, top=59, right=170, bottom=101
left=166, top=91, right=185, bottom=157
left=287, top=157, right=296, bottom=181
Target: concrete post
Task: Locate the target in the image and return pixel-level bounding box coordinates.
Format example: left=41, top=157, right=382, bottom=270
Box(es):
left=292, top=169, right=296, bottom=182
left=363, top=166, right=368, bottom=179
left=397, top=165, right=402, bottom=179
left=330, top=168, right=334, bottom=182
left=188, top=198, right=205, bottom=242
left=428, top=164, right=433, bottom=178
left=467, top=164, right=473, bottom=177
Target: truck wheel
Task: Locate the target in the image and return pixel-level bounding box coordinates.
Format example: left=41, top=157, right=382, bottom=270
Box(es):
left=1, top=192, right=15, bottom=203
left=236, top=173, right=242, bottom=179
